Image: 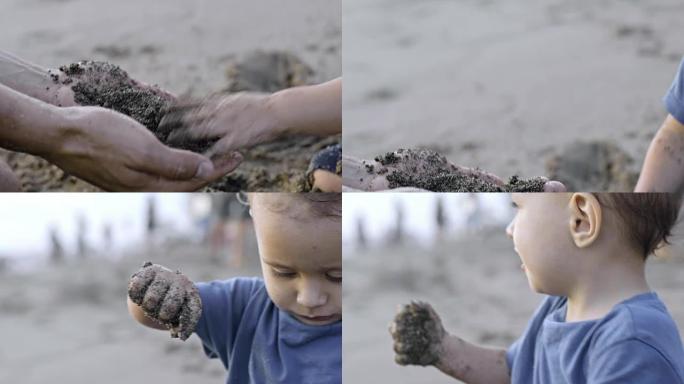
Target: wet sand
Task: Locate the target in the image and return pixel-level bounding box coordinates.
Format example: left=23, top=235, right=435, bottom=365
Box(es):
left=343, top=0, right=684, bottom=190
left=344, top=226, right=684, bottom=383
left=128, top=262, right=202, bottom=341
left=0, top=0, right=340, bottom=191
left=0, top=239, right=262, bottom=384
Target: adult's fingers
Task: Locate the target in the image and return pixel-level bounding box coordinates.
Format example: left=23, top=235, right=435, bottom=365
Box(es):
left=144, top=152, right=243, bottom=192
left=341, top=155, right=389, bottom=191
left=137, top=144, right=214, bottom=181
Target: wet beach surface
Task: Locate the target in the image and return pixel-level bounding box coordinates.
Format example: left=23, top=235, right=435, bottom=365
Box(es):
left=343, top=0, right=684, bottom=189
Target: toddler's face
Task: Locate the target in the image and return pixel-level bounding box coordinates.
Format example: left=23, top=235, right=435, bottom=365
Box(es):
left=507, top=194, right=576, bottom=295
left=251, top=202, right=342, bottom=326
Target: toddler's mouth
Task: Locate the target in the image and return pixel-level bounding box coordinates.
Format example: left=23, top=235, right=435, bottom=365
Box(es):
left=294, top=313, right=340, bottom=325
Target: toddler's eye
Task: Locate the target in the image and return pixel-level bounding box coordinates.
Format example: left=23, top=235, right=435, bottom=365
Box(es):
left=326, top=271, right=342, bottom=283
left=511, top=201, right=519, bottom=209
left=272, top=268, right=297, bottom=278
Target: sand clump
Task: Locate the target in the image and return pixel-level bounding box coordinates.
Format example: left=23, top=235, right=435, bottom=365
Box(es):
left=374, top=148, right=546, bottom=192
left=546, top=141, right=639, bottom=191
left=57, top=61, right=173, bottom=139
left=128, top=262, right=202, bottom=341
left=390, top=301, right=446, bottom=366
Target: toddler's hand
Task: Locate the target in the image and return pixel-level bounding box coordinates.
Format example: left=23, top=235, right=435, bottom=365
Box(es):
left=158, top=92, right=279, bottom=156
left=389, top=301, right=447, bottom=366
left=128, top=262, right=202, bottom=340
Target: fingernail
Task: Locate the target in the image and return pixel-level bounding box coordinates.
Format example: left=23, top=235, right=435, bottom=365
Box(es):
left=195, top=161, right=214, bottom=179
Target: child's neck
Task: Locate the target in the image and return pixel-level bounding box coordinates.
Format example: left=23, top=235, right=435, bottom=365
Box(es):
left=564, top=249, right=650, bottom=323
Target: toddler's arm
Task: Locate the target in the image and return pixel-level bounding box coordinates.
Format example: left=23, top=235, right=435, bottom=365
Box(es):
left=390, top=301, right=510, bottom=384
left=158, top=78, right=341, bottom=156
left=636, top=114, right=684, bottom=199
left=271, top=77, right=342, bottom=137
left=126, top=262, right=202, bottom=340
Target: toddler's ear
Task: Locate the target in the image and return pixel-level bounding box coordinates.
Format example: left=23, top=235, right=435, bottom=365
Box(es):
left=568, top=193, right=602, bottom=248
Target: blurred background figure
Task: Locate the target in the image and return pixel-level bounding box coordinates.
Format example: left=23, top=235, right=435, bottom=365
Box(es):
left=343, top=193, right=512, bottom=251
left=146, top=195, right=158, bottom=244
left=75, top=213, right=88, bottom=259
left=355, top=214, right=367, bottom=250
left=48, top=224, right=64, bottom=265
left=102, top=222, right=113, bottom=256
left=146, top=196, right=157, bottom=234
left=434, top=195, right=447, bottom=244
left=207, top=194, right=251, bottom=268
left=389, top=199, right=405, bottom=245
left=462, top=193, right=483, bottom=232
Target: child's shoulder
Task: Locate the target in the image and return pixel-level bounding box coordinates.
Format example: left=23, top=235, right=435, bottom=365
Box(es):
left=597, top=293, right=681, bottom=349
left=606, top=293, right=671, bottom=326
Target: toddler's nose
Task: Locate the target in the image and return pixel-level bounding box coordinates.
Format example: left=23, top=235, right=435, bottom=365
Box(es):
left=297, top=279, right=327, bottom=308
left=506, top=220, right=514, bottom=239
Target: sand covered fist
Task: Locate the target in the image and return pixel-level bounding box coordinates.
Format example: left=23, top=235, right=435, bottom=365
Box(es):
left=390, top=301, right=447, bottom=366
left=128, top=262, right=202, bottom=341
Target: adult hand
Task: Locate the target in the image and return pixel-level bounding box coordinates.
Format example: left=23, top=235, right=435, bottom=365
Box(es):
left=158, top=92, right=280, bottom=157
left=46, top=106, right=242, bottom=191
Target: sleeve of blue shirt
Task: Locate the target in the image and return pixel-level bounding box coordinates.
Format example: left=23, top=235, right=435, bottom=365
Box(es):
left=506, top=338, right=520, bottom=374
left=193, top=278, right=262, bottom=361
left=664, top=57, right=684, bottom=124
left=588, top=339, right=683, bottom=384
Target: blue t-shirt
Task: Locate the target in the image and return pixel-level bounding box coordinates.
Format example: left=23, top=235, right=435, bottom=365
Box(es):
left=665, top=57, right=684, bottom=124
left=194, top=277, right=341, bottom=384
left=507, top=292, right=684, bottom=384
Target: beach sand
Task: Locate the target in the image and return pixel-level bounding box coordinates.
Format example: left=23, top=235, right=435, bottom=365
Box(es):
left=0, top=237, right=262, bottom=384
left=343, top=0, right=684, bottom=190
left=0, top=0, right=340, bottom=191
left=343, top=226, right=684, bottom=383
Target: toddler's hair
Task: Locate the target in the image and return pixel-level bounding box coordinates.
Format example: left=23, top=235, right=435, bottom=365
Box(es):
left=594, top=193, right=680, bottom=257
left=247, top=193, right=341, bottom=219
